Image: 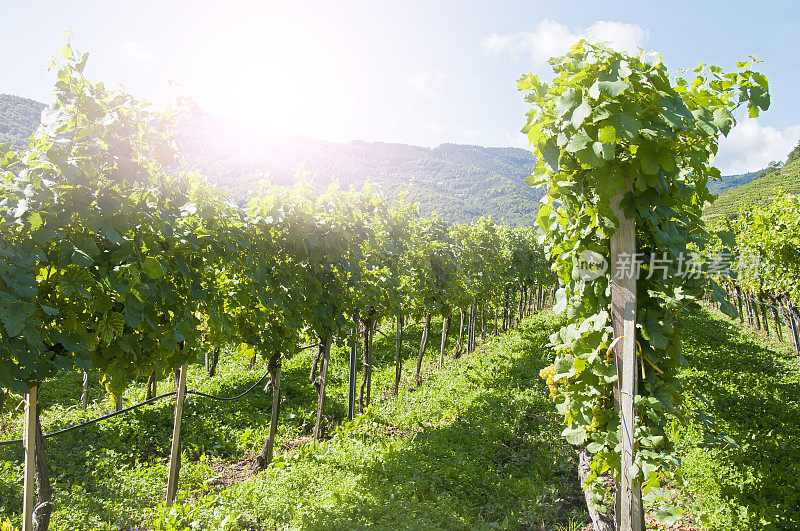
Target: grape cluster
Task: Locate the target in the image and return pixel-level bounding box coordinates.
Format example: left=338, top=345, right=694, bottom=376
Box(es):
left=539, top=364, right=558, bottom=398
left=585, top=403, right=604, bottom=434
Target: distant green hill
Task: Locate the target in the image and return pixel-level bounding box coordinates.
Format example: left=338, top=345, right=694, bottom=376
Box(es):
left=0, top=93, right=544, bottom=226
left=0, top=94, right=45, bottom=149
left=176, top=114, right=542, bottom=225
left=705, top=158, right=800, bottom=219
left=4, top=92, right=779, bottom=226
left=708, top=170, right=761, bottom=195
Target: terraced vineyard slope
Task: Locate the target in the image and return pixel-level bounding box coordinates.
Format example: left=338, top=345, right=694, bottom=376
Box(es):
left=706, top=157, right=800, bottom=218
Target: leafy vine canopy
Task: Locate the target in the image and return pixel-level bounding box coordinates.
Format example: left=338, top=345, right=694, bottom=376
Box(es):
left=519, top=40, right=769, bottom=503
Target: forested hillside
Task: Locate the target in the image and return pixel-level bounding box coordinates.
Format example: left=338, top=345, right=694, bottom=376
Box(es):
left=0, top=94, right=44, bottom=149
left=707, top=169, right=761, bottom=195
left=706, top=151, right=800, bottom=218
left=6, top=92, right=783, bottom=226
left=177, top=113, right=542, bottom=225
left=0, top=94, right=542, bottom=225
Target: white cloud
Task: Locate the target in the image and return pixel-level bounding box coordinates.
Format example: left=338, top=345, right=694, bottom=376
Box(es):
left=715, top=119, right=800, bottom=174
left=481, top=20, right=648, bottom=66
left=123, top=42, right=154, bottom=64
left=502, top=130, right=530, bottom=149
left=423, top=120, right=447, bottom=137
left=407, top=70, right=448, bottom=100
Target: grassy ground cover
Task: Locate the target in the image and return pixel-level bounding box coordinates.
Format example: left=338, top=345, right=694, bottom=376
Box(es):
left=2, top=307, right=798, bottom=530
left=1, top=313, right=585, bottom=530
left=676, top=307, right=800, bottom=530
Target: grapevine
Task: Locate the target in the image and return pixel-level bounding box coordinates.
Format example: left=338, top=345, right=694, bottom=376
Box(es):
left=519, top=40, right=770, bottom=521
left=0, top=42, right=559, bottom=527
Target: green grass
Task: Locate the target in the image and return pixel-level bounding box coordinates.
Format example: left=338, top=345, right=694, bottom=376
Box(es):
left=705, top=158, right=800, bottom=219
left=677, top=307, right=800, bottom=529
left=3, top=308, right=798, bottom=530
left=149, top=314, right=584, bottom=530
left=1, top=314, right=585, bottom=530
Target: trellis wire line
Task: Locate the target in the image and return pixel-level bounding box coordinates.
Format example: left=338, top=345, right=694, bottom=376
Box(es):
left=186, top=369, right=270, bottom=401
left=0, top=390, right=178, bottom=446
left=0, top=349, right=313, bottom=447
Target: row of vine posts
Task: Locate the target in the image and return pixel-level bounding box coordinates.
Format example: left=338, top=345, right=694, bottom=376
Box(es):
left=17, top=283, right=553, bottom=529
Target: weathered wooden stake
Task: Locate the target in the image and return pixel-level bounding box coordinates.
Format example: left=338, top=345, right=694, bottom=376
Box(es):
left=769, top=295, right=783, bottom=342
left=392, top=313, right=403, bottom=396
left=81, top=371, right=89, bottom=411
left=268, top=361, right=281, bottom=457
left=481, top=303, right=486, bottom=344
left=314, top=336, right=333, bottom=440
left=788, top=304, right=800, bottom=356
left=468, top=302, right=476, bottom=353
left=620, top=301, right=639, bottom=530
left=256, top=353, right=282, bottom=469
left=438, top=314, right=450, bottom=368
left=347, top=311, right=359, bottom=421
left=165, top=362, right=188, bottom=505
left=735, top=287, right=744, bottom=323
left=502, top=293, right=508, bottom=331
left=753, top=296, right=762, bottom=329
left=359, top=317, right=374, bottom=410
left=456, top=310, right=465, bottom=356
left=415, top=311, right=432, bottom=384
left=23, top=385, right=37, bottom=531
left=610, top=182, right=643, bottom=531
left=393, top=314, right=404, bottom=394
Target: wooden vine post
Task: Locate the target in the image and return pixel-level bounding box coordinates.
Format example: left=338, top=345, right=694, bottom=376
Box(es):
left=314, top=336, right=333, bottom=440
left=166, top=362, right=188, bottom=505
left=81, top=371, right=89, bottom=410
left=468, top=303, right=476, bottom=353
left=258, top=352, right=282, bottom=468
left=788, top=303, right=800, bottom=356
left=610, top=182, right=643, bottom=530
left=347, top=310, right=359, bottom=421
left=22, top=385, right=37, bottom=531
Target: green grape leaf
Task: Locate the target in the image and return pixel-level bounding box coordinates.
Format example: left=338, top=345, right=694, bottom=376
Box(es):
left=598, top=76, right=629, bottom=97
left=615, top=113, right=641, bottom=139
left=41, top=305, right=60, bottom=316
left=571, top=101, right=592, bottom=128
left=554, top=88, right=581, bottom=119
left=598, top=125, right=617, bottom=144
left=141, top=257, right=165, bottom=279
left=566, top=132, right=592, bottom=153
left=541, top=139, right=560, bottom=172
left=71, top=249, right=94, bottom=267
left=654, top=505, right=685, bottom=526
left=562, top=426, right=587, bottom=445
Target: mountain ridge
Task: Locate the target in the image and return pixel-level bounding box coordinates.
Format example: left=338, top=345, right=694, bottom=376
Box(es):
left=0, top=93, right=771, bottom=225
left=0, top=94, right=45, bottom=149
left=705, top=158, right=800, bottom=218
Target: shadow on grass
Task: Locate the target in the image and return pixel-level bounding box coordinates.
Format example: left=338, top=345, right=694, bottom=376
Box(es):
left=208, top=315, right=586, bottom=530
left=0, top=315, right=579, bottom=529
left=681, top=309, right=800, bottom=528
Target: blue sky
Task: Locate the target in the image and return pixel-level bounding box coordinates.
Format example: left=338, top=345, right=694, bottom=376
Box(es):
left=2, top=0, right=799, bottom=174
